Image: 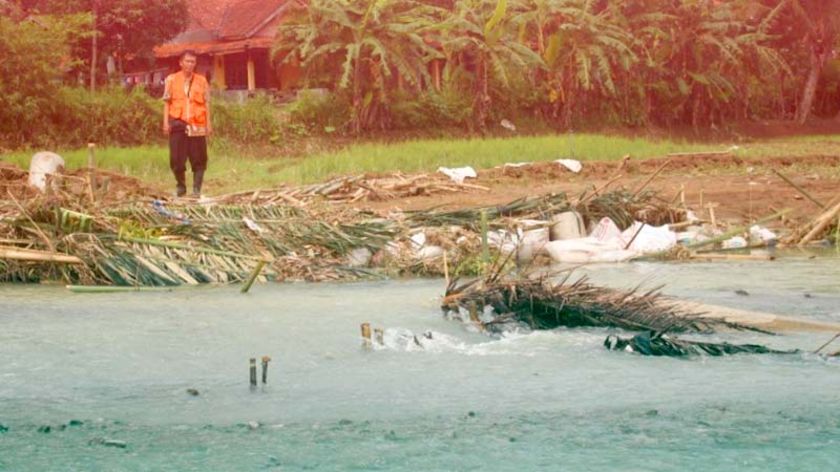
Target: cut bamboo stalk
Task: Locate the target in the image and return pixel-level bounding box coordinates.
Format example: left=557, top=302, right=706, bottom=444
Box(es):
left=360, top=323, right=372, bottom=348
left=0, top=247, right=83, bottom=264
left=249, top=358, right=257, bottom=388
left=240, top=260, right=267, bottom=293
left=772, top=169, right=824, bottom=209
left=261, top=356, right=270, bottom=384
left=798, top=200, right=840, bottom=246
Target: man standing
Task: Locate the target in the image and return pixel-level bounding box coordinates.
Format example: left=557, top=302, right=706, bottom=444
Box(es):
left=162, top=50, right=212, bottom=197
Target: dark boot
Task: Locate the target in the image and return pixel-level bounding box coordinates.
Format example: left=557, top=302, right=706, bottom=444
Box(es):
left=192, top=170, right=205, bottom=197
left=175, top=171, right=187, bottom=197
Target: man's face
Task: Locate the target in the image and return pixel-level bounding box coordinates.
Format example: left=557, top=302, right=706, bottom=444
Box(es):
left=180, top=54, right=197, bottom=74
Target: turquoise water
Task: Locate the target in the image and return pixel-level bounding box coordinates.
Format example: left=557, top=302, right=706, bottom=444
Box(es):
left=1, top=256, right=839, bottom=471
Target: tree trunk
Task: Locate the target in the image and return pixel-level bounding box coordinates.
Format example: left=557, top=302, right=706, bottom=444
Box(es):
left=472, top=56, right=489, bottom=133
left=795, top=46, right=828, bottom=125
left=351, top=54, right=363, bottom=134
left=90, top=2, right=98, bottom=93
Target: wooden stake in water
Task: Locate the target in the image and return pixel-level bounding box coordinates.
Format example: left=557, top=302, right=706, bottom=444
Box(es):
left=261, top=356, right=271, bottom=384
left=249, top=358, right=257, bottom=388
left=374, top=328, right=384, bottom=346
left=360, top=323, right=372, bottom=348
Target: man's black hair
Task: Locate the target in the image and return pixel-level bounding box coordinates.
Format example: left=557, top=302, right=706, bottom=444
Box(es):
left=180, top=50, right=198, bottom=60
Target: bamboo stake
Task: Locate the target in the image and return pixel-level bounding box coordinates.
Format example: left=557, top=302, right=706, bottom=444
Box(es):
left=772, top=169, right=824, bottom=209
left=360, top=323, right=372, bottom=348
left=261, top=356, right=270, bottom=384
left=707, top=203, right=717, bottom=228
left=87, top=143, right=97, bottom=203
left=249, top=358, right=257, bottom=388
left=240, top=260, right=267, bottom=293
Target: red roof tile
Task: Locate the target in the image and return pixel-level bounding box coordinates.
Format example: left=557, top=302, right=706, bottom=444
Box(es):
left=156, top=0, right=302, bottom=58
left=219, top=0, right=287, bottom=39
left=188, top=0, right=231, bottom=31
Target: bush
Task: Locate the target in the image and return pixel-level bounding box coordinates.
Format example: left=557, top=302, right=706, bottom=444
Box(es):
left=390, top=88, right=472, bottom=130
left=213, top=93, right=283, bottom=144
left=284, top=89, right=351, bottom=134
left=49, top=86, right=160, bottom=147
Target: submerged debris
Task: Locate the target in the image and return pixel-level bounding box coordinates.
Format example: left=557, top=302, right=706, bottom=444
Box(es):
left=604, top=332, right=798, bottom=357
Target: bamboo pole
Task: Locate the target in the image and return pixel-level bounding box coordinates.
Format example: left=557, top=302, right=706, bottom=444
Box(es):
left=690, top=253, right=775, bottom=261
left=240, top=260, right=267, bottom=293
left=0, top=247, right=83, bottom=264
left=772, top=169, right=824, bottom=209
left=632, top=159, right=670, bottom=198
left=65, top=285, right=173, bottom=293
left=798, top=200, right=840, bottom=246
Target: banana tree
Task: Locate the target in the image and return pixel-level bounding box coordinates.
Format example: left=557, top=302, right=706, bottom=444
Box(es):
left=785, top=0, right=840, bottom=123
left=513, top=0, right=636, bottom=125
left=437, top=0, right=545, bottom=131
left=275, top=0, right=444, bottom=133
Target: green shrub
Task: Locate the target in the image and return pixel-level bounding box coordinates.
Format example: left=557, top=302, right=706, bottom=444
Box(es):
left=47, top=86, right=159, bottom=147
left=213, top=93, right=283, bottom=144
left=284, top=89, right=350, bottom=133
left=390, top=88, right=472, bottom=130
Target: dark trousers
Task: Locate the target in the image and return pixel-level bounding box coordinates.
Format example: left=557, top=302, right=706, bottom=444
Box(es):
left=169, top=119, right=208, bottom=192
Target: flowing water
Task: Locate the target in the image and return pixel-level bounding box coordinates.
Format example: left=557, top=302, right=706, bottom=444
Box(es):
left=1, top=254, right=839, bottom=471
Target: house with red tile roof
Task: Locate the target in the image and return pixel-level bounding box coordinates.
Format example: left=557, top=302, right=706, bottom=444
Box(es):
left=128, top=0, right=303, bottom=93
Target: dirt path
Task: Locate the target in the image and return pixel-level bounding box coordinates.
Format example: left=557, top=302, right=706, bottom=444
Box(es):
left=357, top=154, right=840, bottom=226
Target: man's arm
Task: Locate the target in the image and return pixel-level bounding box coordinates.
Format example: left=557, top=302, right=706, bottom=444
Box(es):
left=162, top=76, right=172, bottom=135
left=205, top=84, right=212, bottom=136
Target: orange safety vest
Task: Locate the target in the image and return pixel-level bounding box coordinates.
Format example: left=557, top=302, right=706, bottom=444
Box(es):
left=165, top=71, right=209, bottom=126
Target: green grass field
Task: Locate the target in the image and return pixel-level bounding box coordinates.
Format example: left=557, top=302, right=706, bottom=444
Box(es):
left=3, top=134, right=839, bottom=193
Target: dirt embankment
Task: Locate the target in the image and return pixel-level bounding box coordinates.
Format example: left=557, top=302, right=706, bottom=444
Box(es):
left=358, top=154, right=840, bottom=226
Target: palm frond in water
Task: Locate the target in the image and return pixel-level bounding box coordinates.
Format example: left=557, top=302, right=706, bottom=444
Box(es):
left=443, top=270, right=762, bottom=334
